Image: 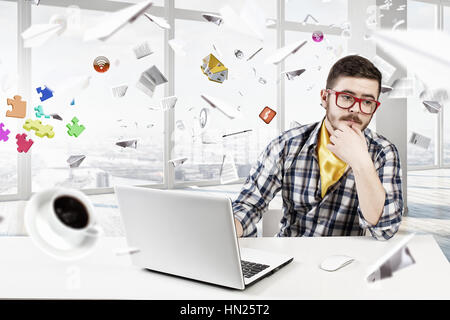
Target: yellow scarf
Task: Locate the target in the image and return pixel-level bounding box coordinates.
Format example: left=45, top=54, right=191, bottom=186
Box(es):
left=317, top=121, right=348, bottom=198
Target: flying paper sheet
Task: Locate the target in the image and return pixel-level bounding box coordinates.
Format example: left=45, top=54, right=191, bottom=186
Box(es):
left=219, top=0, right=265, bottom=40
left=366, top=234, right=416, bottom=283
left=143, top=13, right=170, bottom=29
left=67, top=155, right=86, bottom=168
left=246, top=47, right=263, bottom=61
left=160, top=96, right=177, bottom=110
left=116, top=139, right=138, bottom=149
left=264, top=40, right=307, bottom=65
left=136, top=65, right=168, bottom=97
left=422, top=100, right=442, bottom=114
left=200, top=94, right=241, bottom=120
left=372, top=30, right=450, bottom=87
left=133, top=41, right=153, bottom=59
left=380, top=85, right=393, bottom=94
left=372, top=55, right=396, bottom=84
left=112, top=85, right=128, bottom=98
left=84, top=0, right=153, bottom=41
left=21, top=23, right=63, bottom=48
left=220, top=153, right=239, bottom=184
left=409, top=132, right=431, bottom=149
left=289, top=120, right=302, bottom=129
left=168, top=39, right=187, bottom=56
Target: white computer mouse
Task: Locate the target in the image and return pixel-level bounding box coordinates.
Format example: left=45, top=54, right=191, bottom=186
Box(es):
left=319, top=255, right=355, bottom=272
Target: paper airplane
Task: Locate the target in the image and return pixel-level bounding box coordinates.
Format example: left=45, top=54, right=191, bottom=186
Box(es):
left=21, top=23, right=63, bottom=48
left=49, top=113, right=63, bottom=121
left=200, top=94, right=241, bottom=120
left=381, top=85, right=393, bottom=93
left=265, top=40, right=307, bottom=64
left=289, top=121, right=302, bottom=129
left=143, top=13, right=171, bottom=29
left=220, top=153, right=239, bottom=184
left=372, top=55, right=396, bottom=84
left=219, top=1, right=266, bottom=40
left=136, top=65, right=168, bottom=97
left=409, top=132, right=431, bottom=149
left=160, top=96, right=177, bottom=110
left=84, top=0, right=153, bottom=41
left=366, top=234, right=416, bottom=283
left=372, top=30, right=450, bottom=88
left=201, top=13, right=223, bottom=26
left=169, top=157, right=188, bottom=167
left=282, top=68, right=306, bottom=80
left=112, top=85, right=128, bottom=98
left=67, top=155, right=86, bottom=168
left=133, top=41, right=153, bottom=59
left=116, top=139, right=138, bottom=149
left=168, top=38, right=187, bottom=56
left=422, top=100, right=442, bottom=114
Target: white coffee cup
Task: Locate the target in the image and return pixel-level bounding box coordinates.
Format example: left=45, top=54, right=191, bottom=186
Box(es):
left=25, top=188, right=102, bottom=259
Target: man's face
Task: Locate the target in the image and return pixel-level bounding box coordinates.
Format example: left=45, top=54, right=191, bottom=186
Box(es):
left=320, top=76, right=379, bottom=133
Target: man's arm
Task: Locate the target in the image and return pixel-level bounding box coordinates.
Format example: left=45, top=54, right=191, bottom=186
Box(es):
left=232, top=136, right=285, bottom=237
left=328, top=125, right=403, bottom=239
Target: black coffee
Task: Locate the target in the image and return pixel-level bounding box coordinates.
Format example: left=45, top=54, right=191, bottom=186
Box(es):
left=53, top=196, right=89, bottom=229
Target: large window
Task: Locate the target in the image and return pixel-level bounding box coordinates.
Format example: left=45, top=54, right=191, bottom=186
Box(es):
left=173, top=3, right=278, bottom=184
left=31, top=4, right=165, bottom=191
left=407, top=0, right=438, bottom=168
left=0, top=1, right=18, bottom=196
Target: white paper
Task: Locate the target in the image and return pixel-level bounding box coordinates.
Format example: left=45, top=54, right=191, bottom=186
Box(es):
left=409, top=132, right=431, bottom=149
left=133, top=41, right=153, bottom=59
left=422, top=100, right=442, bottom=114
left=200, top=94, right=241, bottom=120
left=372, top=55, right=396, bottom=84
left=143, top=13, right=171, bottom=29
left=264, top=40, right=307, bottom=65
left=160, top=96, right=177, bottom=110
left=220, top=153, right=239, bottom=184
left=112, top=85, right=128, bottom=98
left=84, top=0, right=153, bottom=41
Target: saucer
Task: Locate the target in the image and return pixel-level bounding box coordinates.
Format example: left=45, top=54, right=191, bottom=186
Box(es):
left=24, top=192, right=100, bottom=260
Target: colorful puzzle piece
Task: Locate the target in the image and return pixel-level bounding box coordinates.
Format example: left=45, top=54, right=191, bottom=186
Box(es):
left=34, top=105, right=50, bottom=118
left=6, top=95, right=27, bottom=118
left=66, top=117, right=85, bottom=137
left=0, top=123, right=10, bottom=142
left=23, top=118, right=55, bottom=138
left=70, top=99, right=75, bottom=106
left=16, top=133, right=34, bottom=153
left=36, top=86, right=53, bottom=102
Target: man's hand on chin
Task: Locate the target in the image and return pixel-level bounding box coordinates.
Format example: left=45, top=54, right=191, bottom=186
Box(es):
left=327, top=123, right=371, bottom=170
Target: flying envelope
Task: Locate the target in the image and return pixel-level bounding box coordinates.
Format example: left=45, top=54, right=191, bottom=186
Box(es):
left=84, top=0, right=153, bottom=41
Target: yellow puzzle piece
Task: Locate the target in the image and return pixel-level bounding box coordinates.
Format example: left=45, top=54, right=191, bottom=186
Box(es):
left=23, top=118, right=55, bottom=138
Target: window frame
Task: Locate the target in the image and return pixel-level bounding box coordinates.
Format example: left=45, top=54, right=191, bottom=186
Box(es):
left=5, top=0, right=343, bottom=200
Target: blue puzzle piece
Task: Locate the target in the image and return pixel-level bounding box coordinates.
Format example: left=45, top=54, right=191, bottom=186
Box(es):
left=36, top=85, right=53, bottom=102
left=70, top=98, right=75, bottom=106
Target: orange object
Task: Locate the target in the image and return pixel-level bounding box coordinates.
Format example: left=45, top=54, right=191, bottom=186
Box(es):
left=93, top=56, right=110, bottom=73
left=6, top=95, right=27, bottom=118
left=259, top=106, right=276, bottom=124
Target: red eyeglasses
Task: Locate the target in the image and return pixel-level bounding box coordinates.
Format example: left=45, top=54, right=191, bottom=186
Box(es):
left=326, top=89, right=381, bottom=115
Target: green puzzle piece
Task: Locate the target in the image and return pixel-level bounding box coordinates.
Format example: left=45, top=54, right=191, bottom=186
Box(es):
left=66, top=116, right=85, bottom=137
left=23, top=118, right=55, bottom=138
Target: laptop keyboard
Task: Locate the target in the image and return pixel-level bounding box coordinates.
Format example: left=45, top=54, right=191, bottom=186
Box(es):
left=241, top=260, right=270, bottom=278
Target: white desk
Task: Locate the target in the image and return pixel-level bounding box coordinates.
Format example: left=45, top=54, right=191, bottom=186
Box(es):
left=0, top=235, right=448, bottom=299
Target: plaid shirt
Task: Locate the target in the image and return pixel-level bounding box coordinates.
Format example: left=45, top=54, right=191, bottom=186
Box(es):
left=232, top=119, right=404, bottom=240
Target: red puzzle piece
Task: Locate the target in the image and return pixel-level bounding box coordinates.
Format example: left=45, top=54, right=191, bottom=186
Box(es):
left=16, top=133, right=34, bottom=153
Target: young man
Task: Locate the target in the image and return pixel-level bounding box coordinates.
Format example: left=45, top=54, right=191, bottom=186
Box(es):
left=233, top=55, right=403, bottom=240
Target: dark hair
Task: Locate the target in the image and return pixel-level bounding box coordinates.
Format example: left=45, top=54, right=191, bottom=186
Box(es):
left=326, top=55, right=382, bottom=96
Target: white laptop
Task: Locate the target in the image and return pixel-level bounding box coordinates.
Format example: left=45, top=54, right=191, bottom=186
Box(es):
left=114, top=185, right=293, bottom=290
